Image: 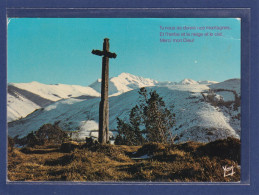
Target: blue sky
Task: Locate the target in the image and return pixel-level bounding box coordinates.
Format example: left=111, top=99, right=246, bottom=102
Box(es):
left=7, top=18, right=241, bottom=85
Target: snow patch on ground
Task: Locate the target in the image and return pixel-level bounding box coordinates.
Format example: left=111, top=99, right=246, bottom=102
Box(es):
left=72, top=120, right=99, bottom=140
left=216, top=91, right=235, bottom=102
left=197, top=106, right=237, bottom=135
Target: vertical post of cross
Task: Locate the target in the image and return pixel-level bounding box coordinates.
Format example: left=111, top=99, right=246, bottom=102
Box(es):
left=100, top=38, right=109, bottom=144
left=92, top=38, right=117, bottom=144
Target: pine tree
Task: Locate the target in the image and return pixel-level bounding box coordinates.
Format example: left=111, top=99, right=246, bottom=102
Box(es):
left=115, top=87, right=175, bottom=145
left=140, top=88, right=175, bottom=144
left=115, top=118, right=135, bottom=145
left=129, top=105, right=145, bottom=145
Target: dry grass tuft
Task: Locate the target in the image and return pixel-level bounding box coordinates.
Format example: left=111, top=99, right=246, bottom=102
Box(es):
left=8, top=138, right=240, bottom=182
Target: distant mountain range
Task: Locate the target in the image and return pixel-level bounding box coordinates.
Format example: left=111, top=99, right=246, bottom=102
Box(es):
left=8, top=73, right=240, bottom=143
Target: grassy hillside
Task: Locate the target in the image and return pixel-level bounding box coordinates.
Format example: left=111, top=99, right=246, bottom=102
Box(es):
left=8, top=138, right=240, bottom=182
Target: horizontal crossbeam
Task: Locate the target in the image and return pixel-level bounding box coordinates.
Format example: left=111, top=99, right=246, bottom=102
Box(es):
left=92, top=49, right=117, bottom=59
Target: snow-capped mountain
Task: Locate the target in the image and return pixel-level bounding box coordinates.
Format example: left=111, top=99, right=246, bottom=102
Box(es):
left=178, top=78, right=199, bottom=85
left=7, top=73, right=159, bottom=122
left=89, top=72, right=159, bottom=96
left=7, top=91, right=41, bottom=123
left=8, top=74, right=240, bottom=144
left=198, top=80, right=219, bottom=85
left=7, top=82, right=100, bottom=122
left=175, top=79, right=219, bottom=85
left=11, top=81, right=100, bottom=101
left=8, top=85, right=53, bottom=122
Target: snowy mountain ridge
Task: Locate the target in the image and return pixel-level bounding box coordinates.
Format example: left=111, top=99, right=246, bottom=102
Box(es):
left=89, top=72, right=159, bottom=96
left=178, top=78, right=199, bottom=85
left=89, top=72, right=219, bottom=96
left=10, top=81, right=100, bottom=101
left=8, top=74, right=240, bottom=144
left=7, top=73, right=221, bottom=123
left=7, top=82, right=100, bottom=122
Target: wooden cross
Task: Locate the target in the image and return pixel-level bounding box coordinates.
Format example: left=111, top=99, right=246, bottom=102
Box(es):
left=92, top=38, right=117, bottom=144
